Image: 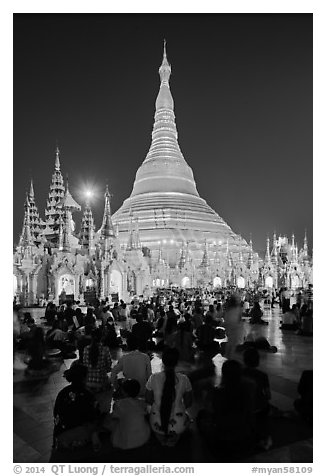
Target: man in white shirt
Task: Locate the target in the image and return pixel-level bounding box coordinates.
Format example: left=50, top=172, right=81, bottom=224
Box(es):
left=111, top=335, right=152, bottom=396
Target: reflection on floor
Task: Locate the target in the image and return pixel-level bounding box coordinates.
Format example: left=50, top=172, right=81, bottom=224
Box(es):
left=13, top=307, right=313, bottom=463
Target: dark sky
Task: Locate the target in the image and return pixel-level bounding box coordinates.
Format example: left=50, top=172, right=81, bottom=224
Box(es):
left=14, top=13, right=312, bottom=255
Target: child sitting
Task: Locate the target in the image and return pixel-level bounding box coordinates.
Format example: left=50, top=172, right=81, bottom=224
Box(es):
left=107, top=379, right=151, bottom=450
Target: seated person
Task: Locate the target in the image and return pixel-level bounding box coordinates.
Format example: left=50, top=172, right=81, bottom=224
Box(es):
left=205, top=305, right=219, bottom=324
left=236, top=334, right=277, bottom=353
left=170, top=321, right=195, bottom=363
left=102, top=318, right=122, bottom=348
left=145, top=347, right=192, bottom=447
left=294, top=369, right=313, bottom=423
left=196, top=315, right=220, bottom=358
left=106, top=379, right=151, bottom=450
left=111, top=335, right=152, bottom=397
left=297, top=303, right=313, bottom=336
left=197, top=360, right=256, bottom=460
left=132, top=315, right=153, bottom=352
left=53, top=362, right=100, bottom=450
left=249, top=302, right=268, bottom=325
left=242, top=348, right=272, bottom=449
left=280, top=306, right=298, bottom=330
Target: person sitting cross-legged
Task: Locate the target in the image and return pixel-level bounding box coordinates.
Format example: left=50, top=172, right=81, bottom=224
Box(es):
left=53, top=362, right=100, bottom=451
left=196, top=314, right=220, bottom=358
left=280, top=305, right=298, bottom=330
left=197, top=360, right=256, bottom=461
left=132, top=314, right=153, bottom=352
left=145, top=347, right=193, bottom=447
left=106, top=379, right=151, bottom=451
left=111, top=335, right=152, bottom=397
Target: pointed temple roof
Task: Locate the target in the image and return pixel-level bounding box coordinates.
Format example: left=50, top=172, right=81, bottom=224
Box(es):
left=99, top=185, right=115, bottom=239
left=19, top=194, right=34, bottom=247
left=112, top=42, right=250, bottom=263
left=60, top=180, right=81, bottom=211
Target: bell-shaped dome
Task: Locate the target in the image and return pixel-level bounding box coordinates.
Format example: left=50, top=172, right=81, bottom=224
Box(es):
left=112, top=42, right=249, bottom=265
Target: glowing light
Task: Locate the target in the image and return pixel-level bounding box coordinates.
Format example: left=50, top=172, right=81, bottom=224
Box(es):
left=85, top=190, right=93, bottom=198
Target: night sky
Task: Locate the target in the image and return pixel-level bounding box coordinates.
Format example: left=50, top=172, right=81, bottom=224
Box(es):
left=13, top=14, right=312, bottom=255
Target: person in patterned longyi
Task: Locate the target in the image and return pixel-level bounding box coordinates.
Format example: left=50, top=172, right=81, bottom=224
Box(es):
left=83, top=328, right=112, bottom=393
left=145, top=347, right=193, bottom=446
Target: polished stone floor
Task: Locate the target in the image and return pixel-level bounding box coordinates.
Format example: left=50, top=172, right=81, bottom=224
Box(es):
left=13, top=306, right=313, bottom=463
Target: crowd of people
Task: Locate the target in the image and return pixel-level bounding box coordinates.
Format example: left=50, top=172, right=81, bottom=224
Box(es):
left=13, top=284, right=313, bottom=461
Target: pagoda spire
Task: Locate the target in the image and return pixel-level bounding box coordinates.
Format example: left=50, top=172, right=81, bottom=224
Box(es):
left=200, top=240, right=209, bottom=268
left=179, top=241, right=186, bottom=269
left=303, top=230, right=308, bottom=254
left=100, top=185, right=115, bottom=240
left=55, top=145, right=61, bottom=171
left=290, top=233, right=296, bottom=262
left=27, top=178, right=44, bottom=244
left=29, top=179, right=35, bottom=199
left=80, top=202, right=95, bottom=253
left=18, top=194, right=34, bottom=248
left=226, top=239, right=233, bottom=268
left=265, top=236, right=271, bottom=264
left=158, top=241, right=164, bottom=264
left=247, top=237, right=254, bottom=269
left=271, top=232, right=278, bottom=265
left=58, top=216, right=63, bottom=250
left=61, top=209, right=71, bottom=252
left=44, top=145, right=66, bottom=240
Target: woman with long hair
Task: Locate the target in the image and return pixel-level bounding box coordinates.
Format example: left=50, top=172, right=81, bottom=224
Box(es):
left=83, top=328, right=112, bottom=393
left=145, top=348, right=192, bottom=446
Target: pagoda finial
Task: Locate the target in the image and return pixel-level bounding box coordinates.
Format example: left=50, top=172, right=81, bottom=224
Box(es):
left=265, top=236, right=271, bottom=263
left=159, top=39, right=171, bottom=86
left=29, top=179, right=35, bottom=199
left=55, top=145, right=61, bottom=171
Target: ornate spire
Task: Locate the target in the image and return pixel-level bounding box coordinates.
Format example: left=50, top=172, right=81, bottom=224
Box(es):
left=27, top=178, right=44, bottom=243
left=44, top=146, right=65, bottom=240
left=226, top=239, right=233, bottom=268
left=265, top=236, right=271, bottom=264
left=179, top=241, right=186, bottom=269
left=58, top=215, right=64, bottom=251
left=18, top=194, right=34, bottom=248
left=126, top=42, right=200, bottom=200
left=200, top=240, right=209, bottom=268
left=100, top=185, right=115, bottom=239
left=80, top=202, right=95, bottom=253
left=158, top=39, right=172, bottom=86
left=29, top=179, right=35, bottom=199
left=55, top=145, right=61, bottom=171
left=271, top=232, right=278, bottom=265
left=62, top=209, right=71, bottom=252
left=303, top=230, right=308, bottom=253
left=158, top=241, right=164, bottom=264
left=247, top=237, right=253, bottom=268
